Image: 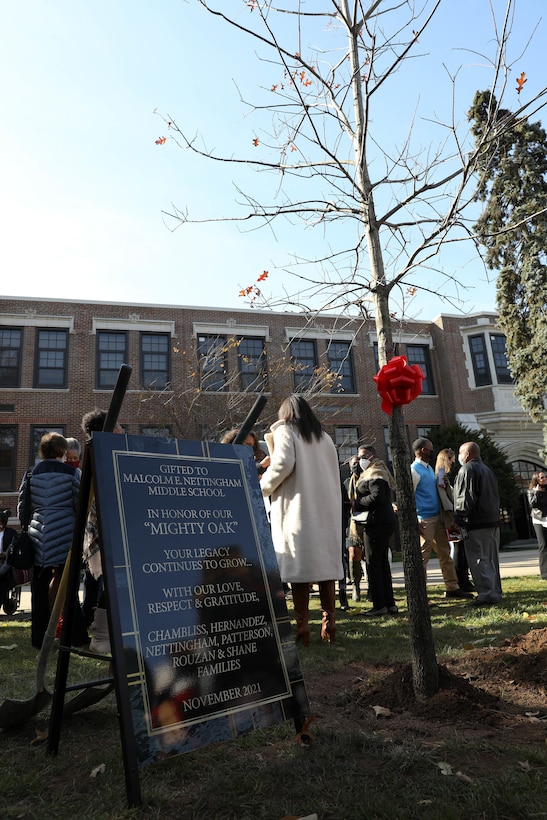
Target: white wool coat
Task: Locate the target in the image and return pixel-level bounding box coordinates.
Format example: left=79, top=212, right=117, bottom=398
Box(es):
left=260, top=420, right=343, bottom=583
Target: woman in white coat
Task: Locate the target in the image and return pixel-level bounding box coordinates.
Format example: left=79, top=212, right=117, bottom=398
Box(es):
left=261, top=395, right=342, bottom=644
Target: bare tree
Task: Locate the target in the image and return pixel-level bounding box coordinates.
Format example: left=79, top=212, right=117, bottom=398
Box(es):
left=138, top=330, right=352, bottom=440
left=158, top=0, right=547, bottom=698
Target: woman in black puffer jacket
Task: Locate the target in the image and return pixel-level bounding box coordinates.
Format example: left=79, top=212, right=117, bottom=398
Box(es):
left=17, top=432, right=83, bottom=648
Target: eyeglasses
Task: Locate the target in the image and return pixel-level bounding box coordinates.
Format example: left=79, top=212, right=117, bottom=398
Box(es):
left=422, top=448, right=433, bottom=455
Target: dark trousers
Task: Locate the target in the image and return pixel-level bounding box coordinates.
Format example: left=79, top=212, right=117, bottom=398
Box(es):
left=464, top=527, right=502, bottom=604
left=31, top=564, right=88, bottom=649
left=362, top=523, right=396, bottom=610
left=532, top=521, right=547, bottom=580
left=454, top=540, right=473, bottom=590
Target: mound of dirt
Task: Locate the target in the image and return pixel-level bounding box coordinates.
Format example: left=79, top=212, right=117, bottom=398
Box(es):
left=306, top=627, right=547, bottom=749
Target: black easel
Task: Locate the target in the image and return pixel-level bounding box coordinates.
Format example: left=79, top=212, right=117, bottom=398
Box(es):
left=47, top=389, right=309, bottom=807
left=47, top=364, right=142, bottom=807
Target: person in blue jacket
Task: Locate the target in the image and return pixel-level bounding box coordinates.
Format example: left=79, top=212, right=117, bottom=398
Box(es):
left=17, top=432, right=84, bottom=648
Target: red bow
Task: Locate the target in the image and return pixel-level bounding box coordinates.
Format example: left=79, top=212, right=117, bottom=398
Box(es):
left=373, top=355, right=424, bottom=415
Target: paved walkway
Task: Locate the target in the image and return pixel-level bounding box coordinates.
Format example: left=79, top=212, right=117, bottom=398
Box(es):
left=391, top=547, right=540, bottom=587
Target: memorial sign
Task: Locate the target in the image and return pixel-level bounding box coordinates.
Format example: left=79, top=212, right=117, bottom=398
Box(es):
left=91, top=433, right=310, bottom=767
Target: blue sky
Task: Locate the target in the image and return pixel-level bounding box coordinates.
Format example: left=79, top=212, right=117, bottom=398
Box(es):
left=1, top=1, right=545, bottom=319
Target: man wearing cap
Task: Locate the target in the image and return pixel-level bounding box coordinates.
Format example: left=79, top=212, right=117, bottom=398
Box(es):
left=411, top=437, right=472, bottom=600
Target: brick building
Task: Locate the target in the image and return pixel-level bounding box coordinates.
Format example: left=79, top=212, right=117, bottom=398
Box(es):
left=0, top=296, right=544, bottom=537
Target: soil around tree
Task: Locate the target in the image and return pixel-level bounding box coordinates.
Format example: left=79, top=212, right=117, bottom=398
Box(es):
left=306, top=627, right=547, bottom=758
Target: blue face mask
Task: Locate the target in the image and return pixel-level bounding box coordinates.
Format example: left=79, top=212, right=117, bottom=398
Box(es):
left=458, top=455, right=465, bottom=466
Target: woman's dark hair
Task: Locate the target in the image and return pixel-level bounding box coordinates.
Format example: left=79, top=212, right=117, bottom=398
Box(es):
left=81, top=408, right=107, bottom=439
left=278, top=395, right=323, bottom=443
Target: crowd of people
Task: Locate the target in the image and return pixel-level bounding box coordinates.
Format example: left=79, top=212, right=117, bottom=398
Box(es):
left=1, top=394, right=546, bottom=652
left=256, top=399, right=546, bottom=643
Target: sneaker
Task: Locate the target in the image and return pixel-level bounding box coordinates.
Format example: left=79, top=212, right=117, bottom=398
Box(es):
left=363, top=606, right=388, bottom=617
left=445, top=588, right=474, bottom=599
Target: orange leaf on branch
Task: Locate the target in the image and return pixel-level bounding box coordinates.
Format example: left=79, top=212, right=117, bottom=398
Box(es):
left=155, top=137, right=167, bottom=145
left=252, top=137, right=259, bottom=146
left=516, top=72, right=527, bottom=94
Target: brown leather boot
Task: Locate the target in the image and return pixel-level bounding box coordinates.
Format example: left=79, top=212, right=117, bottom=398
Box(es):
left=291, top=582, right=310, bottom=647
left=319, top=580, right=336, bottom=643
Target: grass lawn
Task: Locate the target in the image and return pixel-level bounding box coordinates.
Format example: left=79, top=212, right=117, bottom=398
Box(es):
left=1, top=575, right=547, bottom=819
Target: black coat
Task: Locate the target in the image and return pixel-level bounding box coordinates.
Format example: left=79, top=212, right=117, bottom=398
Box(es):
left=354, top=460, right=396, bottom=528
left=528, top=486, right=547, bottom=518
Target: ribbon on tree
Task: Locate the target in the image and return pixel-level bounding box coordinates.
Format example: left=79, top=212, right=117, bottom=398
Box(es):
left=373, top=355, right=424, bottom=415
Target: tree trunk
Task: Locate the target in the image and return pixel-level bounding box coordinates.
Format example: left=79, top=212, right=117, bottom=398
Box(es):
left=374, top=286, right=439, bottom=699
left=389, top=407, right=439, bottom=699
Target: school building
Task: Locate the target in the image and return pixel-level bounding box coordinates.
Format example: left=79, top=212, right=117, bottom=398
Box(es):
left=0, top=296, right=544, bottom=539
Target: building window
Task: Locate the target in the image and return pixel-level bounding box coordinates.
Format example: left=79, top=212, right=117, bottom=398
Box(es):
left=0, top=328, right=23, bottom=388
left=373, top=341, right=399, bottom=372
left=140, top=333, right=170, bottom=389
left=406, top=344, right=435, bottom=395
left=333, top=426, right=360, bottom=466
left=469, top=334, right=492, bottom=387
left=34, top=329, right=68, bottom=388
left=31, top=425, right=65, bottom=465
left=327, top=341, right=356, bottom=393
left=197, top=334, right=228, bottom=392
left=490, top=334, right=513, bottom=384
left=290, top=340, right=317, bottom=392
left=512, top=460, right=544, bottom=493
left=416, top=425, right=440, bottom=440
left=0, top=425, right=17, bottom=491
left=97, top=331, right=127, bottom=389
left=383, top=427, right=393, bottom=470
left=238, top=337, right=268, bottom=391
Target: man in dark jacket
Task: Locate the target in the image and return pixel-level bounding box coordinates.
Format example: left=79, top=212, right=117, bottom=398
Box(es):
left=453, top=441, right=502, bottom=607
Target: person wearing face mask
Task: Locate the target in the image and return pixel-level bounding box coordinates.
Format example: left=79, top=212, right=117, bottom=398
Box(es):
left=352, top=446, right=398, bottom=616
left=411, top=438, right=472, bottom=600
left=64, top=437, right=81, bottom=469
left=453, top=441, right=502, bottom=607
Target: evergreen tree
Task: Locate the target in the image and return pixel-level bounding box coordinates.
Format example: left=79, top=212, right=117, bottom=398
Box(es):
left=468, top=90, right=547, bottom=457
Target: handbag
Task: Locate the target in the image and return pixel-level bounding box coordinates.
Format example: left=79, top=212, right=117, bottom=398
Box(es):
left=351, top=510, right=369, bottom=523
left=6, top=470, right=34, bottom=571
